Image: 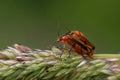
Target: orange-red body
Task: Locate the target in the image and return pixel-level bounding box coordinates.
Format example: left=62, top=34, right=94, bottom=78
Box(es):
left=69, top=31, right=95, bottom=50
left=57, top=30, right=95, bottom=58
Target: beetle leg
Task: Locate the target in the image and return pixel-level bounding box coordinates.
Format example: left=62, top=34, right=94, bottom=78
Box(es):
left=60, top=43, right=67, bottom=57
left=87, top=51, right=94, bottom=59
left=68, top=47, right=72, bottom=58
left=68, top=43, right=76, bottom=58
left=79, top=47, right=87, bottom=60
left=63, top=43, right=66, bottom=49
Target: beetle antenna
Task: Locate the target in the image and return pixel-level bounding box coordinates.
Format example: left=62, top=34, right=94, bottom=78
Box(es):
left=56, top=18, right=71, bottom=36
left=57, top=19, right=61, bottom=37
left=64, top=26, right=71, bottom=35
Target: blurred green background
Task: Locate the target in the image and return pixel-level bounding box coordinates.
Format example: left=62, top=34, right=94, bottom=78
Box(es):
left=0, top=0, right=120, bottom=53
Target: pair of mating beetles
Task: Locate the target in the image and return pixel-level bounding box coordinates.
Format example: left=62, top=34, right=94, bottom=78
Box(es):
left=57, top=30, right=95, bottom=59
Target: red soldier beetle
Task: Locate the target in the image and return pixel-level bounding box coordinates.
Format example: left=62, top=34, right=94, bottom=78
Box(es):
left=57, top=30, right=95, bottom=59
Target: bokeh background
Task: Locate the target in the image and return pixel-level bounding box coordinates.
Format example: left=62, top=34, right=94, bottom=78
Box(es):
left=0, top=0, right=120, bottom=53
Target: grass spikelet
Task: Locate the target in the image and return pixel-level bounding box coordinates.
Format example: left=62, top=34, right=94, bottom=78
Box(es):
left=0, top=44, right=119, bottom=80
